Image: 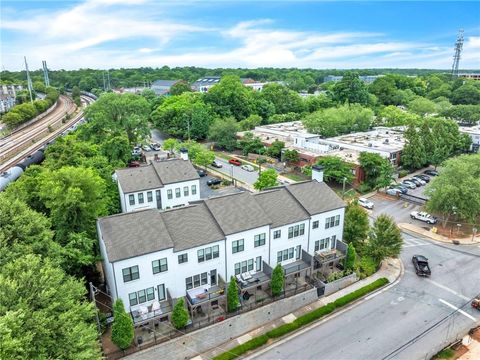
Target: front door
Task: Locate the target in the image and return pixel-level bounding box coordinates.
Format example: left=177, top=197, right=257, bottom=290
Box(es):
left=210, top=269, right=217, bottom=286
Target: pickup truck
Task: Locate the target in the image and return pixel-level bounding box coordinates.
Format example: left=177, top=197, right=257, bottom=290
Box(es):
left=410, top=211, right=437, bottom=224
left=412, top=255, right=431, bottom=276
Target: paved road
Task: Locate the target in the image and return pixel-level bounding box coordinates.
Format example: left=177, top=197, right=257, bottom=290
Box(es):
left=252, top=234, right=480, bottom=360
left=212, top=157, right=259, bottom=185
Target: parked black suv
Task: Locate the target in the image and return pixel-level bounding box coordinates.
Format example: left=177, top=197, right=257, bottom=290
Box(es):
left=412, top=255, right=431, bottom=277
left=424, top=169, right=438, bottom=176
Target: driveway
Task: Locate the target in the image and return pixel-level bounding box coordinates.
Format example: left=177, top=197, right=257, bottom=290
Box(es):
left=199, top=172, right=242, bottom=199
left=251, top=234, right=480, bottom=360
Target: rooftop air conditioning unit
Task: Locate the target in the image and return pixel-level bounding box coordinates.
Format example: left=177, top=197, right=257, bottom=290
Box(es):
left=384, top=139, right=389, bottom=144
left=368, top=143, right=373, bottom=147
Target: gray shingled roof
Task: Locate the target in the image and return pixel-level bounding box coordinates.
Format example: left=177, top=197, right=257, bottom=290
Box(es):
left=203, top=192, right=271, bottom=235
left=162, top=203, right=225, bottom=251
left=151, top=80, right=180, bottom=87
left=116, top=166, right=162, bottom=193
left=98, top=209, right=174, bottom=262
left=286, top=180, right=345, bottom=215
left=151, top=159, right=199, bottom=185
left=254, top=188, right=310, bottom=228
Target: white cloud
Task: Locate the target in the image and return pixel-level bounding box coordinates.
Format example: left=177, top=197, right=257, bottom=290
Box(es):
left=2, top=1, right=479, bottom=70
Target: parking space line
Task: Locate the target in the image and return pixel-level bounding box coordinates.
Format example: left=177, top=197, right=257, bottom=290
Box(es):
left=427, top=279, right=471, bottom=301
left=439, top=299, right=476, bottom=321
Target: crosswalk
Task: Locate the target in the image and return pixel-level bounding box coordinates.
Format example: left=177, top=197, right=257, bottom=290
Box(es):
left=403, top=237, right=431, bottom=248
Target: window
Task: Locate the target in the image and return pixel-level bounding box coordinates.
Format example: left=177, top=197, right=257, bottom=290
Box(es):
left=197, top=249, right=204, bottom=263
left=288, top=247, right=294, bottom=259
left=152, top=258, right=168, bottom=274
left=122, top=266, right=139, bottom=282
left=288, top=224, right=304, bottom=239
left=146, top=287, right=155, bottom=301
left=235, top=263, right=241, bottom=275
left=175, top=188, right=181, bottom=198
left=273, top=230, right=281, bottom=239
left=213, top=245, right=219, bottom=258
left=241, top=261, right=248, bottom=273
left=129, top=194, right=135, bottom=206
left=193, top=274, right=200, bottom=287
left=256, top=256, right=262, bottom=271
left=191, top=185, right=197, bottom=195
left=147, top=191, right=153, bottom=202
left=232, top=239, right=244, bottom=253
left=315, top=237, right=331, bottom=252
left=178, top=253, right=188, bottom=264
left=158, top=284, right=166, bottom=301
left=248, top=259, right=254, bottom=271
left=138, top=289, right=146, bottom=303
left=210, top=270, right=217, bottom=285
left=234, top=259, right=256, bottom=275
left=205, top=247, right=212, bottom=261
left=325, top=216, right=340, bottom=229
left=254, top=233, right=266, bottom=247
left=201, top=272, right=208, bottom=285
left=138, top=193, right=144, bottom=204
left=167, top=189, right=173, bottom=199
left=283, top=249, right=289, bottom=261
left=183, top=186, right=189, bottom=197
left=129, top=292, right=138, bottom=307
left=186, top=277, right=193, bottom=290
left=277, top=251, right=282, bottom=263
left=277, top=247, right=295, bottom=264
left=312, top=221, right=319, bottom=229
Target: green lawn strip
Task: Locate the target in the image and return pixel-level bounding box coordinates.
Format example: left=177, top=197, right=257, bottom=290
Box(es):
left=283, top=172, right=308, bottom=182
left=212, top=278, right=389, bottom=360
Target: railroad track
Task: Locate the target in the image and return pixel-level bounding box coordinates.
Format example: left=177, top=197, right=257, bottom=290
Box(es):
left=0, top=95, right=94, bottom=173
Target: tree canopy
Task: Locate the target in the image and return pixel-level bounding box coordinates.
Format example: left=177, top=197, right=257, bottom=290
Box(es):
left=254, top=168, right=278, bottom=190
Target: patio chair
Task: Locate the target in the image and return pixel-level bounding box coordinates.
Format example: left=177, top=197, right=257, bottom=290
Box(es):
left=236, top=274, right=248, bottom=287
left=241, top=272, right=252, bottom=281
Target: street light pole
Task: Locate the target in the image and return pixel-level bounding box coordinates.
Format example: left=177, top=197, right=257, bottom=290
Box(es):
left=231, top=164, right=235, bottom=187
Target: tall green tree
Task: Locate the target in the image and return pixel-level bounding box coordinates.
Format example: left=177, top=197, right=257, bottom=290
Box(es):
left=316, top=156, right=354, bottom=184
left=254, top=168, right=278, bottom=190
left=283, top=149, right=299, bottom=165
left=401, top=124, right=427, bottom=170
left=333, top=72, right=370, bottom=105
left=194, top=148, right=215, bottom=169
left=451, top=83, right=480, bottom=105
left=344, top=243, right=357, bottom=271
left=162, top=138, right=179, bottom=154
left=271, top=264, right=284, bottom=297
left=238, top=132, right=265, bottom=156
left=266, top=140, right=285, bottom=159
left=227, top=276, right=239, bottom=313
left=204, top=75, right=254, bottom=120
left=208, top=117, right=239, bottom=151
left=0, top=255, right=101, bottom=359
left=358, top=152, right=392, bottom=189
left=425, top=154, right=480, bottom=226
left=171, top=298, right=189, bottom=329
left=111, top=299, right=134, bottom=350
left=260, top=83, right=305, bottom=114
left=365, top=214, right=403, bottom=264
left=169, top=80, right=192, bottom=96
left=343, top=201, right=370, bottom=250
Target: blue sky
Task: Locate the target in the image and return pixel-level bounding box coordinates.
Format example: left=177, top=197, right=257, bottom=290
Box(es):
left=1, top=0, right=479, bottom=70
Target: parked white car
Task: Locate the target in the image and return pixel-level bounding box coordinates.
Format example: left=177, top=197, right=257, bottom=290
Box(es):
left=131, top=147, right=142, bottom=156
left=241, top=164, right=255, bottom=172
left=358, top=197, right=374, bottom=210
left=410, top=211, right=437, bottom=224
left=386, top=187, right=402, bottom=196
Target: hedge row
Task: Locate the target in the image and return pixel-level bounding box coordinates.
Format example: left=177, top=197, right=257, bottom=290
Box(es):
left=213, top=277, right=389, bottom=360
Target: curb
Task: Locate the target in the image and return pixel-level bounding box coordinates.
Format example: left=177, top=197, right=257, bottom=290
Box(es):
left=239, top=259, right=404, bottom=360
left=399, top=225, right=480, bottom=246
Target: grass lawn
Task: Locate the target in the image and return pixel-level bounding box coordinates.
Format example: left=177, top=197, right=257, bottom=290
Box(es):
left=283, top=172, right=309, bottom=182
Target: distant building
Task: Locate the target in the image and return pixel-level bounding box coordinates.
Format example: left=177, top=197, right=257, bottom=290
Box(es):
left=459, top=124, right=480, bottom=153
left=323, top=75, right=382, bottom=84
left=459, top=73, right=480, bottom=81
left=0, top=84, right=23, bottom=113
left=150, top=80, right=182, bottom=96
left=191, top=76, right=221, bottom=93
left=113, top=87, right=146, bottom=95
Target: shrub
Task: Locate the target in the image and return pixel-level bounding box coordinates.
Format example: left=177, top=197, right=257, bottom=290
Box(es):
left=111, top=299, right=134, bottom=350
left=434, top=348, right=455, bottom=359
left=357, top=183, right=372, bottom=194
left=271, top=264, right=284, bottom=297
left=266, top=323, right=298, bottom=338
left=227, top=276, right=239, bottom=313
left=171, top=298, right=189, bottom=329
left=213, top=335, right=269, bottom=360
left=398, top=169, right=409, bottom=178
left=356, top=256, right=379, bottom=278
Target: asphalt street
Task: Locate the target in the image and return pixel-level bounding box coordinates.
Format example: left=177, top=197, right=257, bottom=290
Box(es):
left=212, top=157, right=259, bottom=185
left=251, top=233, right=480, bottom=360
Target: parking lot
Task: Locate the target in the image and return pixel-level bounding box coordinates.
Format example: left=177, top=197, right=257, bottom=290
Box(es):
left=199, top=172, right=242, bottom=199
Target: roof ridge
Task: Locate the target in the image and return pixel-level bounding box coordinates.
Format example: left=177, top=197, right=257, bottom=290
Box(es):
left=284, top=184, right=312, bottom=215
left=198, top=200, right=227, bottom=239
left=98, top=208, right=158, bottom=221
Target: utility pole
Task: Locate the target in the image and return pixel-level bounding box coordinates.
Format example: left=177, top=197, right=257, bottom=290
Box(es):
left=102, top=72, right=106, bottom=91
left=451, top=29, right=464, bottom=78
left=42, top=60, right=50, bottom=87
left=107, top=69, right=111, bottom=91
left=24, top=56, right=33, bottom=103
left=89, top=282, right=102, bottom=335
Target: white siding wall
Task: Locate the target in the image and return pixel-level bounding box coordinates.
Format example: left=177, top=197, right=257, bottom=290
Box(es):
left=111, top=240, right=226, bottom=312
left=308, top=208, right=345, bottom=254
left=225, top=225, right=270, bottom=280
left=160, top=180, right=200, bottom=209
left=98, top=224, right=117, bottom=301
left=269, top=220, right=309, bottom=267
left=122, top=188, right=162, bottom=213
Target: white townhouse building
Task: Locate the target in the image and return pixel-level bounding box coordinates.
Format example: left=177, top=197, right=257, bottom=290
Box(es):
left=97, top=171, right=346, bottom=322
left=115, top=158, right=200, bottom=213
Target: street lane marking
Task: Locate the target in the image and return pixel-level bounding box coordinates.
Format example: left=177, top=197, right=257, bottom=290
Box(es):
left=403, top=243, right=432, bottom=248
left=426, top=279, right=470, bottom=301
left=439, top=299, right=476, bottom=321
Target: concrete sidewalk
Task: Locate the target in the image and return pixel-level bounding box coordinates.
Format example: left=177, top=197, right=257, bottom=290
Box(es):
left=196, top=258, right=402, bottom=360
left=399, top=223, right=480, bottom=245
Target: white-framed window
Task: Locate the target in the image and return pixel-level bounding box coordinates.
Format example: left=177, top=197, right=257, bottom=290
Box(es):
left=312, top=221, right=319, bottom=229
left=122, top=266, right=139, bottom=282
left=152, top=258, right=168, bottom=274
left=254, top=233, right=266, bottom=247
left=147, top=191, right=153, bottom=202
left=232, top=239, right=244, bottom=253
left=235, top=259, right=255, bottom=275
left=197, top=245, right=220, bottom=262
left=138, top=193, right=144, bottom=204
left=175, top=188, right=181, bottom=198
left=256, top=256, right=262, bottom=271
left=325, top=215, right=340, bottom=229
left=314, top=237, right=331, bottom=252
left=184, top=186, right=189, bottom=197
left=129, top=292, right=138, bottom=306
left=288, top=224, right=305, bottom=239
left=129, top=194, right=135, bottom=206
left=191, top=185, right=197, bottom=195
left=186, top=272, right=208, bottom=290
left=273, top=230, right=281, bottom=239
left=295, top=245, right=301, bottom=260
left=277, top=247, right=295, bottom=264
left=167, top=189, right=173, bottom=199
